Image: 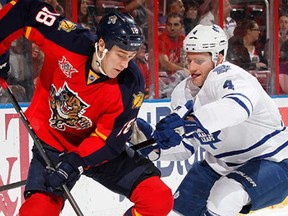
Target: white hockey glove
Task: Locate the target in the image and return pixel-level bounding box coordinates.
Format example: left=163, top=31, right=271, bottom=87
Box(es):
left=130, top=118, right=160, bottom=161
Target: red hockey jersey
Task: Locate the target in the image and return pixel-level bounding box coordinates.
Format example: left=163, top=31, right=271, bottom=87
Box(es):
left=0, top=0, right=145, bottom=166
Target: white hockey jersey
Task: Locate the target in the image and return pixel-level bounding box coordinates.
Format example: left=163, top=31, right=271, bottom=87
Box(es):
left=160, top=61, right=288, bottom=175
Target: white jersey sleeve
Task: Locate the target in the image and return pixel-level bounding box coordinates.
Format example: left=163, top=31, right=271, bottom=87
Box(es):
left=158, top=138, right=199, bottom=161
left=191, top=62, right=288, bottom=174
left=193, top=62, right=281, bottom=134
left=161, top=62, right=288, bottom=175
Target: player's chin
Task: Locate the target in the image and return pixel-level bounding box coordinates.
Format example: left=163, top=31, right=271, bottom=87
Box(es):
left=107, top=71, right=120, bottom=78
left=191, top=76, right=203, bottom=87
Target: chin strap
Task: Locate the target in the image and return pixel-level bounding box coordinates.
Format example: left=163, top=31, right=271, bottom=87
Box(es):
left=94, top=42, right=108, bottom=76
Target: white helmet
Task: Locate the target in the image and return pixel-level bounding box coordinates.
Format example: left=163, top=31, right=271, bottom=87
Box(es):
left=184, top=24, right=228, bottom=63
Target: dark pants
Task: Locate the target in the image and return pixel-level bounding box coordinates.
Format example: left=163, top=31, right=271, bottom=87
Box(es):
left=24, top=143, right=160, bottom=200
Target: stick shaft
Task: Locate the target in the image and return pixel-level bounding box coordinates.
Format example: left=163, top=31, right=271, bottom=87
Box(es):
left=131, top=138, right=156, bottom=150
left=0, top=78, right=84, bottom=216
left=0, top=180, right=27, bottom=192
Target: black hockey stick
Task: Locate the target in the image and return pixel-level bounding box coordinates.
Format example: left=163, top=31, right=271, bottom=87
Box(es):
left=0, top=180, right=27, bottom=192
left=0, top=78, right=84, bottom=216
left=131, top=138, right=156, bottom=151
left=0, top=139, right=156, bottom=193
left=0, top=140, right=155, bottom=193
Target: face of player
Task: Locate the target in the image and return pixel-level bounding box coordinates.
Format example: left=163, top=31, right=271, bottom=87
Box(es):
left=94, top=39, right=137, bottom=78
left=186, top=52, right=214, bottom=87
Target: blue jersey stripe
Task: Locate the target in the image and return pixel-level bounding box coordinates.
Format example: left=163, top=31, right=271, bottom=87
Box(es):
left=215, top=127, right=286, bottom=158
left=225, top=140, right=288, bottom=167
left=223, top=93, right=253, bottom=117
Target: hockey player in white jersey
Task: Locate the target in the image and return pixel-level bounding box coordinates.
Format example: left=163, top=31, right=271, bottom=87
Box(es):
left=131, top=24, right=288, bottom=216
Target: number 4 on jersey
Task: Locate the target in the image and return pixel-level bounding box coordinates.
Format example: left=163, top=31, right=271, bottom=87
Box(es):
left=223, top=79, right=235, bottom=90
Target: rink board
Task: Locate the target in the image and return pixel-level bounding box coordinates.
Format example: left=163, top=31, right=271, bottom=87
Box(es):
left=0, top=97, right=288, bottom=215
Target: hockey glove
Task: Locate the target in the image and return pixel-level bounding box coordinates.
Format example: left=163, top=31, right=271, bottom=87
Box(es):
left=130, top=118, right=160, bottom=161
left=45, top=152, right=85, bottom=191
left=154, top=100, right=197, bottom=149
left=0, top=50, right=10, bottom=79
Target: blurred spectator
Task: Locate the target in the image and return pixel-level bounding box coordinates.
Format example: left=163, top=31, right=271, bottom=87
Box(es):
left=159, top=0, right=185, bottom=27
left=125, top=0, right=146, bottom=12
left=77, top=0, right=97, bottom=32
left=31, top=42, right=44, bottom=86
left=133, top=42, right=151, bottom=99
left=158, top=13, right=189, bottom=98
left=279, top=62, right=288, bottom=94
left=166, top=0, right=185, bottom=16
left=158, top=69, right=189, bottom=99
left=159, top=13, right=186, bottom=75
left=9, top=37, right=34, bottom=101
left=0, top=0, right=28, bottom=102
left=223, top=0, right=236, bottom=39
left=227, top=19, right=268, bottom=71
left=124, top=0, right=148, bottom=39
left=280, top=36, right=288, bottom=62
left=45, top=0, right=64, bottom=14
left=0, top=85, right=27, bottom=103
left=183, top=0, right=200, bottom=35
left=77, top=0, right=89, bottom=28
left=279, top=40, right=288, bottom=94
left=198, top=0, right=216, bottom=25
left=158, top=23, right=166, bottom=36
left=78, top=0, right=98, bottom=32
left=279, top=13, right=288, bottom=48
left=9, top=39, right=25, bottom=83
left=199, top=0, right=236, bottom=39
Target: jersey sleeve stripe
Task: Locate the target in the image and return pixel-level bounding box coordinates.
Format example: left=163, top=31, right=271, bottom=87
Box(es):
left=223, top=93, right=253, bottom=116
left=224, top=93, right=253, bottom=110
left=25, top=27, right=32, bottom=39
left=225, top=96, right=251, bottom=117
left=94, top=128, right=107, bottom=141
left=0, top=0, right=17, bottom=19
left=215, top=127, right=286, bottom=158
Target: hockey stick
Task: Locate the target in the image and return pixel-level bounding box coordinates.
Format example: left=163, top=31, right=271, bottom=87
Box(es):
left=0, top=78, right=84, bottom=216
left=0, top=180, right=27, bottom=192
left=0, top=139, right=155, bottom=193
left=0, top=139, right=156, bottom=193
left=131, top=138, right=156, bottom=151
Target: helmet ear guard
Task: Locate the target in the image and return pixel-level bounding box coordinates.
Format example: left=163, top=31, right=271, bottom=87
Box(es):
left=96, top=12, right=144, bottom=52
left=184, top=24, right=228, bottom=63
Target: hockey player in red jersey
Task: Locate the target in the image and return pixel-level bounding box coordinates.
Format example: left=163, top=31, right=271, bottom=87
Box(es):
left=0, top=1, right=173, bottom=215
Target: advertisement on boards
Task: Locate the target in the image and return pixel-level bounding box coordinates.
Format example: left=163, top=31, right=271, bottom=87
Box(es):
left=0, top=98, right=288, bottom=215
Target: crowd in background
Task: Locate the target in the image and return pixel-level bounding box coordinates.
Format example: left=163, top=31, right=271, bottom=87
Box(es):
left=1, top=0, right=288, bottom=102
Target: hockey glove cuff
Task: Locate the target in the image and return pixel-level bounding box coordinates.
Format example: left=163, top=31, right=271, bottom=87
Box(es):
left=130, top=118, right=154, bottom=144
left=130, top=118, right=161, bottom=161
